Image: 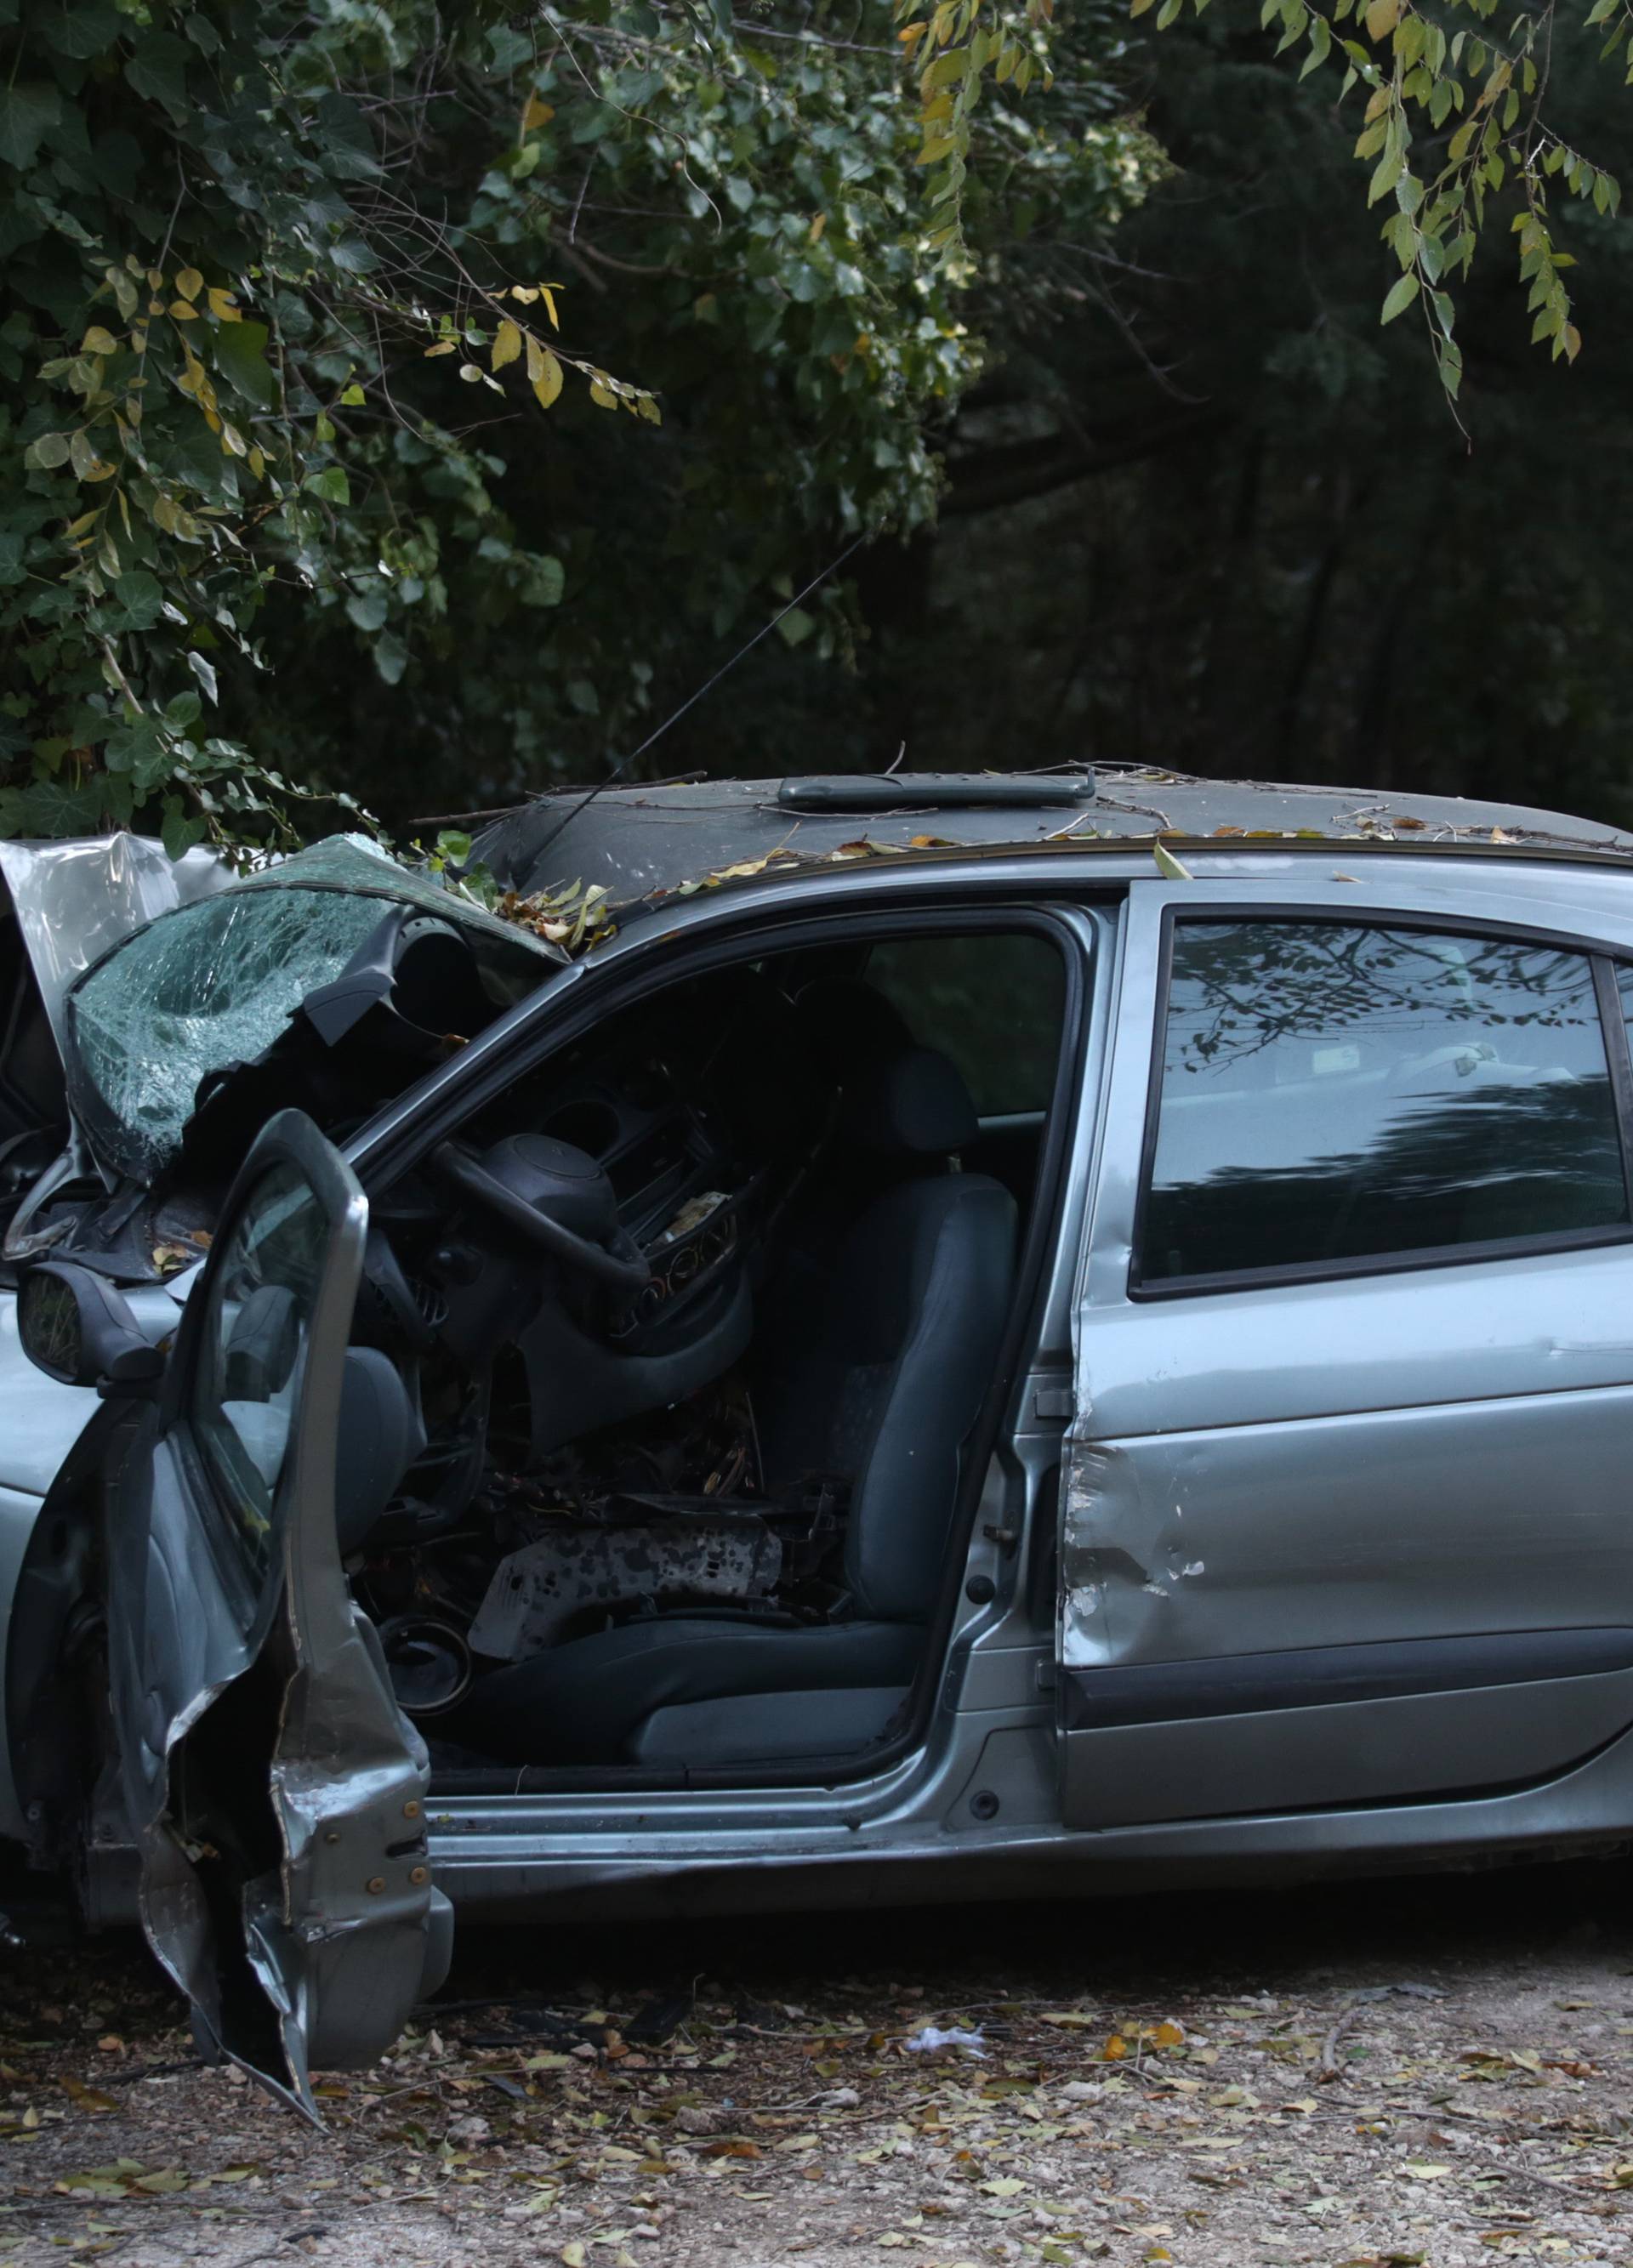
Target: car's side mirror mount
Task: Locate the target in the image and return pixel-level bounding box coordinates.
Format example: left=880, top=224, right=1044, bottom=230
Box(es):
left=17, top=1261, right=168, bottom=1395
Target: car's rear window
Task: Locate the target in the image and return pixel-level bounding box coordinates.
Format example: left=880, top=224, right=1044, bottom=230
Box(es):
left=1138, top=919, right=1630, bottom=1287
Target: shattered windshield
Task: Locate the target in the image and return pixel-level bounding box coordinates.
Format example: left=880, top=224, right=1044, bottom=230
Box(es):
left=64, top=839, right=565, bottom=1185
left=68, top=890, right=393, bottom=1184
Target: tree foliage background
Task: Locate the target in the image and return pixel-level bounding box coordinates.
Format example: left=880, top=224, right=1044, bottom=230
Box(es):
left=3, top=0, right=1631, bottom=855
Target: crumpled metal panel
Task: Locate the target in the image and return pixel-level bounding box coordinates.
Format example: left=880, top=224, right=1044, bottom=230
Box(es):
left=1058, top=1440, right=1209, bottom=1674
left=128, top=1599, right=439, bottom=2125
left=0, top=837, right=229, bottom=1054
left=256, top=1600, right=440, bottom=2107
left=469, top=1518, right=782, bottom=1658
left=105, top=1112, right=441, bottom=2121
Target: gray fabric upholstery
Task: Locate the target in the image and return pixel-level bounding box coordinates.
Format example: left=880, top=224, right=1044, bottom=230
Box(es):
left=837, top=1045, right=979, bottom=1155
left=628, top=1686, right=910, bottom=1765
left=455, top=1043, right=1018, bottom=1769
left=754, top=1173, right=1017, bottom=1619
left=791, top=977, right=914, bottom=1080
left=335, top=1346, right=424, bottom=1555
left=457, top=1618, right=921, bottom=1766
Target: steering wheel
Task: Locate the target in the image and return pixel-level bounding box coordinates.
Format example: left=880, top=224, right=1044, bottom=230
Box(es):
left=430, top=1141, right=652, bottom=1298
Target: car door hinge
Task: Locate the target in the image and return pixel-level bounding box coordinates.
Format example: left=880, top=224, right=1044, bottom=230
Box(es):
left=1033, top=1384, right=1074, bottom=1421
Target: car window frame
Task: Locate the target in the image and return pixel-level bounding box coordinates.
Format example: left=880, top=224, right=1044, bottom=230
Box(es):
left=347, top=885, right=1101, bottom=1798
left=165, top=1153, right=337, bottom=1640
left=185, top=1156, right=333, bottom=1601
left=1129, top=901, right=1633, bottom=1301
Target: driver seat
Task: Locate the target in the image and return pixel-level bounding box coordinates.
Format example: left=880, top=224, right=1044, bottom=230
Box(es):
left=453, top=1045, right=1018, bottom=1770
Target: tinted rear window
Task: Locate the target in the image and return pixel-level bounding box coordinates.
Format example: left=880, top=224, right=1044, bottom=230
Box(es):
left=1140, top=921, right=1628, bottom=1285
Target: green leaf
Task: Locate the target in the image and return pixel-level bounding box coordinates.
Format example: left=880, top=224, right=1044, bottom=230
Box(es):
left=159, top=799, right=208, bottom=861
left=213, top=320, right=278, bottom=411
left=518, top=554, right=566, bottom=608
left=104, top=719, right=173, bottom=794
left=94, top=572, right=163, bottom=634
left=1368, top=148, right=1405, bottom=205
left=22, top=432, right=71, bottom=470
left=0, top=776, right=109, bottom=838
left=0, top=82, right=60, bottom=169
left=924, top=48, right=970, bottom=88
left=123, top=34, right=192, bottom=119
left=303, top=466, right=351, bottom=507
left=1299, top=15, right=1331, bottom=76
left=39, top=3, right=122, bottom=57
left=345, top=585, right=389, bottom=634
left=1380, top=270, right=1420, bottom=322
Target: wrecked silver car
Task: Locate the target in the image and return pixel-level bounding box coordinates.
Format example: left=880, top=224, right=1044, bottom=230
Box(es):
left=8, top=767, right=1633, bottom=2115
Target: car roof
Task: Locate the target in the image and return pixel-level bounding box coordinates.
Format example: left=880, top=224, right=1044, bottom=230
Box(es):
left=474, top=768, right=1633, bottom=908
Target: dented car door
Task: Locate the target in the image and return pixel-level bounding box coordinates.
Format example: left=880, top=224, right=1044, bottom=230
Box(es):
left=104, top=1108, right=447, bottom=2116
left=1060, top=875, right=1633, bottom=1827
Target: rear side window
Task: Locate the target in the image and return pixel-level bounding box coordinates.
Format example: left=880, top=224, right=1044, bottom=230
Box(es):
left=1138, top=921, right=1630, bottom=1287
left=864, top=932, right=1065, bottom=1115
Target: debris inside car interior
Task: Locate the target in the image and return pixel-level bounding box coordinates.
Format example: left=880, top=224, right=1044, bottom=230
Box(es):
left=383, top=929, right=1064, bottom=1776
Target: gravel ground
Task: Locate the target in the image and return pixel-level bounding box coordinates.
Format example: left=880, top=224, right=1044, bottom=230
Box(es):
left=2, top=1856, right=1632, bottom=2268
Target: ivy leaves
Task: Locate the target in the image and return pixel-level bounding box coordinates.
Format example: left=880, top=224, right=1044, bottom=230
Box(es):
left=0, top=82, right=60, bottom=169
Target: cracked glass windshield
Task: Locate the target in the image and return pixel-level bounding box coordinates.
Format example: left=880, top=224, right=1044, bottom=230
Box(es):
left=69, top=887, right=391, bottom=1185
left=63, top=840, right=561, bottom=1185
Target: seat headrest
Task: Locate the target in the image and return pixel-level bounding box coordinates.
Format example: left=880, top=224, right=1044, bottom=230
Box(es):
left=792, top=978, right=915, bottom=1082
left=838, top=1045, right=979, bottom=1155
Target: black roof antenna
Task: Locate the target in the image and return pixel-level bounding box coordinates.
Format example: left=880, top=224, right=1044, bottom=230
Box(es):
left=525, top=529, right=873, bottom=868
